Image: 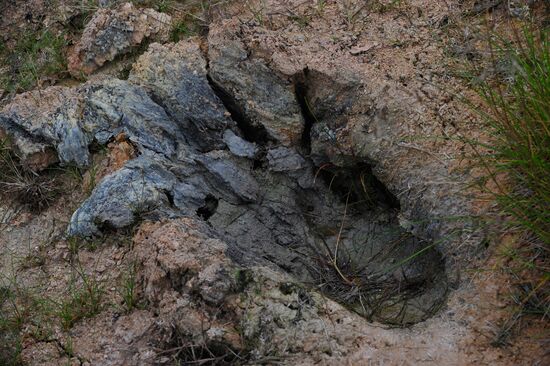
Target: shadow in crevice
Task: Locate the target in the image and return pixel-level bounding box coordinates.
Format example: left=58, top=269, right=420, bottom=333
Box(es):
left=293, top=68, right=317, bottom=154
left=206, top=74, right=272, bottom=146
left=316, top=162, right=401, bottom=213
left=197, top=194, right=219, bottom=220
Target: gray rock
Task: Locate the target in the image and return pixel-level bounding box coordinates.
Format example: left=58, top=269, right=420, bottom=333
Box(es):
left=223, top=129, right=257, bottom=158
left=197, top=151, right=260, bottom=203
left=172, top=180, right=208, bottom=213
left=267, top=147, right=307, bottom=172
left=68, top=154, right=177, bottom=236
left=208, top=28, right=305, bottom=146
left=82, top=79, right=183, bottom=158
left=0, top=115, right=59, bottom=170
left=129, top=41, right=235, bottom=152
left=0, top=86, right=91, bottom=167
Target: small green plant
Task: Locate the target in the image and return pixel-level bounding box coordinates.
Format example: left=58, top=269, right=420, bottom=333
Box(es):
left=67, top=236, right=81, bottom=257
left=156, top=0, right=172, bottom=13
left=67, top=0, right=100, bottom=32
left=340, top=0, right=366, bottom=28
left=288, top=13, right=311, bottom=29
left=473, top=26, right=549, bottom=245
left=0, top=274, right=54, bottom=366
left=57, top=265, right=104, bottom=330
left=316, top=0, right=327, bottom=14
left=170, top=20, right=196, bottom=42
left=63, top=336, right=74, bottom=358
left=245, top=0, right=266, bottom=25
left=0, top=286, right=24, bottom=365
left=84, top=162, right=99, bottom=195
left=119, top=261, right=139, bottom=313
left=63, top=164, right=84, bottom=184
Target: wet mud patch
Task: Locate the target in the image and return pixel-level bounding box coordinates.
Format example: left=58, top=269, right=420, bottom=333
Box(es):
left=206, top=156, right=448, bottom=325
left=303, top=163, right=447, bottom=324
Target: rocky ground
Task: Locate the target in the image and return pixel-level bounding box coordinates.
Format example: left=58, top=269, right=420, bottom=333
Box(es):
left=0, top=1, right=548, bottom=365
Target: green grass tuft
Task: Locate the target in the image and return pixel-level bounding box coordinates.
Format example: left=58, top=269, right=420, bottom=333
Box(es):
left=56, top=265, right=104, bottom=330
left=466, top=24, right=549, bottom=343
left=1, top=29, right=67, bottom=94
left=170, top=20, right=197, bottom=42
left=119, top=261, right=139, bottom=313
left=471, top=26, right=549, bottom=248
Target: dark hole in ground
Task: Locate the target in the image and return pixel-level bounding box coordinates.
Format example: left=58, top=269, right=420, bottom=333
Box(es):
left=288, top=163, right=448, bottom=325
left=317, top=162, right=400, bottom=212
left=206, top=154, right=447, bottom=325
left=197, top=194, right=219, bottom=220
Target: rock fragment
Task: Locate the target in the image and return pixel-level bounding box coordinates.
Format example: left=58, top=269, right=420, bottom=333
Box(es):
left=222, top=129, right=257, bottom=158
left=129, top=41, right=235, bottom=151
left=0, top=86, right=86, bottom=168
left=208, top=23, right=305, bottom=146
left=68, top=154, right=178, bottom=236
left=82, top=78, right=183, bottom=158
left=135, top=218, right=234, bottom=307
left=267, top=146, right=307, bottom=172
left=68, top=2, right=171, bottom=77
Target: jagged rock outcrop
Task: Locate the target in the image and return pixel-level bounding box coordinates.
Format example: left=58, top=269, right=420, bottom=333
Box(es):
left=129, top=41, right=235, bottom=152
left=0, top=86, right=83, bottom=168
left=0, top=38, right=448, bottom=326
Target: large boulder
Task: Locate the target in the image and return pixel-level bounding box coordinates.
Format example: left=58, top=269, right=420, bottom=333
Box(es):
left=1, top=38, right=448, bottom=327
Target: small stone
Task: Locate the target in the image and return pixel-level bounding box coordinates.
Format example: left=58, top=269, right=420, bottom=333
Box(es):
left=267, top=147, right=306, bottom=172
left=350, top=42, right=378, bottom=55
left=223, top=129, right=258, bottom=158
